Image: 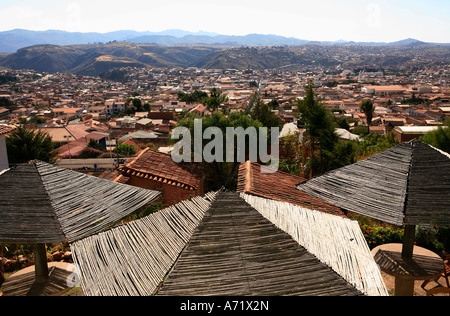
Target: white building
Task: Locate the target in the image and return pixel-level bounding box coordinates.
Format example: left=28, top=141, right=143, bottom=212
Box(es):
left=0, top=125, right=15, bottom=172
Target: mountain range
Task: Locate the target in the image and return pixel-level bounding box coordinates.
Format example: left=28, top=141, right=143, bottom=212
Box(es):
left=0, top=42, right=220, bottom=76
left=1, top=41, right=449, bottom=77
left=1, top=29, right=449, bottom=53
left=0, top=29, right=449, bottom=77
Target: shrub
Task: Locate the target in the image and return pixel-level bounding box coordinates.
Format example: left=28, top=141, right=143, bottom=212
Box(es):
left=361, top=224, right=404, bottom=249
left=77, top=147, right=103, bottom=159
left=416, top=225, right=450, bottom=256
left=114, top=144, right=136, bottom=156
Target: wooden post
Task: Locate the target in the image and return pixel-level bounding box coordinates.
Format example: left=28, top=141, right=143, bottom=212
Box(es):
left=0, top=243, right=4, bottom=274
left=397, top=225, right=416, bottom=296
left=402, top=225, right=416, bottom=259
left=395, top=277, right=415, bottom=296
left=33, top=243, right=49, bottom=283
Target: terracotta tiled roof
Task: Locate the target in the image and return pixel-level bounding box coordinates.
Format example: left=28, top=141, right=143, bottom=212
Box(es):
left=114, top=174, right=131, bottom=184
left=117, top=148, right=203, bottom=191
left=237, top=161, right=346, bottom=217
left=0, top=125, right=15, bottom=136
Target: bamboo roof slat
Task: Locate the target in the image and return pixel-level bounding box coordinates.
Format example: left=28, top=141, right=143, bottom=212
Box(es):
left=405, top=142, right=450, bottom=225
left=241, top=193, right=388, bottom=296
left=297, top=141, right=450, bottom=226
left=0, top=161, right=161, bottom=243
left=70, top=191, right=385, bottom=296
left=71, top=192, right=219, bottom=296
left=0, top=163, right=65, bottom=243
left=34, top=161, right=161, bottom=242
left=157, top=192, right=376, bottom=296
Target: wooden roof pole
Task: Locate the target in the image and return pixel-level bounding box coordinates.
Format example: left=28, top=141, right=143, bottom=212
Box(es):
left=401, top=144, right=415, bottom=260
left=25, top=243, right=50, bottom=296
left=33, top=243, right=49, bottom=284
left=396, top=225, right=416, bottom=296
left=401, top=225, right=416, bottom=259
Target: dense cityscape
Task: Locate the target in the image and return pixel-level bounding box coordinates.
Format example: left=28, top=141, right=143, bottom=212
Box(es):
left=0, top=57, right=449, bottom=158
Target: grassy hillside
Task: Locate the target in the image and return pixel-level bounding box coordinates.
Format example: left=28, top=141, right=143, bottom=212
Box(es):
left=0, top=42, right=448, bottom=75
left=194, top=45, right=450, bottom=71
left=0, top=42, right=220, bottom=75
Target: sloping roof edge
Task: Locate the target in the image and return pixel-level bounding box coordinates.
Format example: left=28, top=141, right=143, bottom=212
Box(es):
left=117, top=148, right=201, bottom=191
left=297, top=141, right=450, bottom=226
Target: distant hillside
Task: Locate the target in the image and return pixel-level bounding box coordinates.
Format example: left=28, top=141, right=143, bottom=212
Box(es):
left=70, top=55, right=148, bottom=77
left=194, top=46, right=321, bottom=70
left=1, top=29, right=447, bottom=53
left=0, top=29, right=223, bottom=53
left=0, top=44, right=86, bottom=73
left=129, top=33, right=308, bottom=46
left=194, top=45, right=450, bottom=71
left=0, top=29, right=308, bottom=53
left=1, top=42, right=448, bottom=76
left=387, top=38, right=430, bottom=47
left=0, top=42, right=220, bottom=75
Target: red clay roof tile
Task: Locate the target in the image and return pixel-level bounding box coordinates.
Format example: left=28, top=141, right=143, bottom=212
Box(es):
left=0, top=125, right=16, bottom=136
left=118, top=148, right=203, bottom=190
left=237, top=161, right=346, bottom=217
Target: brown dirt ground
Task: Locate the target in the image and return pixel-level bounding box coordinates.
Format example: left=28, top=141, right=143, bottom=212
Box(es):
left=380, top=270, right=449, bottom=296
left=2, top=266, right=448, bottom=296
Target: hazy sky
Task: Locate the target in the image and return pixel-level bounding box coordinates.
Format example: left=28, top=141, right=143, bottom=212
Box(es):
left=0, top=0, right=449, bottom=42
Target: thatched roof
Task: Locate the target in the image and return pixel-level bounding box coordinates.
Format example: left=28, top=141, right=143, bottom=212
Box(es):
left=297, top=141, right=450, bottom=226
left=0, top=161, right=161, bottom=243
left=71, top=191, right=387, bottom=296
left=0, top=163, right=64, bottom=243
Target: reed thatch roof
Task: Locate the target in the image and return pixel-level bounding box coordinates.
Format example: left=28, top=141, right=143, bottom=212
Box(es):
left=0, top=161, right=161, bottom=243
left=71, top=191, right=387, bottom=296
left=296, top=141, right=450, bottom=226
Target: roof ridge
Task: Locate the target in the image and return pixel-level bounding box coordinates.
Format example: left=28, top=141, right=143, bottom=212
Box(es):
left=247, top=161, right=306, bottom=180
left=245, top=161, right=252, bottom=192
left=125, top=146, right=150, bottom=167
left=121, top=148, right=201, bottom=190
left=402, top=141, right=415, bottom=221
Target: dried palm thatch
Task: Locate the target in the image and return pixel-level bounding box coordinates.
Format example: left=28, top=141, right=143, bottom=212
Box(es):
left=296, top=141, right=450, bottom=226
left=70, top=192, right=218, bottom=296
left=0, top=161, right=161, bottom=243
left=241, top=193, right=389, bottom=296
left=0, top=163, right=65, bottom=243
left=157, top=192, right=366, bottom=296
left=72, top=191, right=385, bottom=296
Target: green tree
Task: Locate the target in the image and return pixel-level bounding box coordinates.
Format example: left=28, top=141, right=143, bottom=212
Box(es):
left=401, top=93, right=427, bottom=105
left=268, top=99, right=279, bottom=109
left=334, top=116, right=350, bottom=130
left=352, top=132, right=399, bottom=161
left=297, top=81, right=339, bottom=178
left=420, top=120, right=450, bottom=154
left=0, top=97, right=13, bottom=107
left=87, top=139, right=105, bottom=152
left=114, top=144, right=137, bottom=157
left=250, top=95, right=282, bottom=130
left=6, top=126, right=58, bottom=164
left=360, top=99, right=374, bottom=134
left=173, top=111, right=264, bottom=190
left=177, top=90, right=208, bottom=103
left=125, top=98, right=143, bottom=114
left=202, top=88, right=229, bottom=111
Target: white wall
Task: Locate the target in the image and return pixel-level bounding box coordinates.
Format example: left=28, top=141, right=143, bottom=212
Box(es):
left=0, top=135, right=9, bottom=171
